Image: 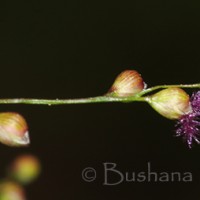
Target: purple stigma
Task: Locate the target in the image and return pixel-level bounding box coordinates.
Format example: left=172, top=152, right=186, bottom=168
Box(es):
left=175, top=91, right=200, bottom=148
left=175, top=113, right=200, bottom=148
left=191, top=91, right=200, bottom=113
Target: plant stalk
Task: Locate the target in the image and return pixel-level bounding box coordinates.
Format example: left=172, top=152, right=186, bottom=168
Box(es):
left=0, top=83, right=199, bottom=105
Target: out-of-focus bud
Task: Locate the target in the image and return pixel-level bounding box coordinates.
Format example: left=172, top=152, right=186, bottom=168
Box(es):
left=8, top=155, right=41, bottom=185
left=0, top=181, right=26, bottom=200
left=147, top=87, right=192, bottom=120
left=107, top=70, right=146, bottom=97
left=0, top=112, right=29, bottom=147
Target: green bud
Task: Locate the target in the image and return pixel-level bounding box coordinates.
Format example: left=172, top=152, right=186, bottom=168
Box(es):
left=8, top=155, right=41, bottom=185
left=0, top=181, right=26, bottom=200
left=107, top=70, right=146, bottom=97
left=147, top=87, right=192, bottom=119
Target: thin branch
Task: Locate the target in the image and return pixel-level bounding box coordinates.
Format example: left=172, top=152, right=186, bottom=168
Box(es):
left=0, top=96, right=147, bottom=105
left=138, top=83, right=200, bottom=96
left=0, top=83, right=199, bottom=105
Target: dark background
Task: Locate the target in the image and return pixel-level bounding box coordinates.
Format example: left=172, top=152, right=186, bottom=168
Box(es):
left=0, top=1, right=200, bottom=199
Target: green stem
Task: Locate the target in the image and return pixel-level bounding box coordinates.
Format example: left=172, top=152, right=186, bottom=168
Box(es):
left=0, top=96, right=147, bottom=105
left=0, top=83, right=199, bottom=105
left=138, top=83, right=200, bottom=97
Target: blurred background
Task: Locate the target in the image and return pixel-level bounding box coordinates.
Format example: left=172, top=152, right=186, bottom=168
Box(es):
left=0, top=1, right=200, bottom=199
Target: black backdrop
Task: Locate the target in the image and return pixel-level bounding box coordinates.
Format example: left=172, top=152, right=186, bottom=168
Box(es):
left=1, top=1, right=200, bottom=199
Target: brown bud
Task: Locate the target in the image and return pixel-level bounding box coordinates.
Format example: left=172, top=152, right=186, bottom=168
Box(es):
left=107, top=70, right=146, bottom=97
left=148, top=88, right=192, bottom=119
left=0, top=112, right=30, bottom=147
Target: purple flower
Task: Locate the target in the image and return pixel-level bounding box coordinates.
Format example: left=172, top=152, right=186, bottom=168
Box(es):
left=175, top=91, right=200, bottom=148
